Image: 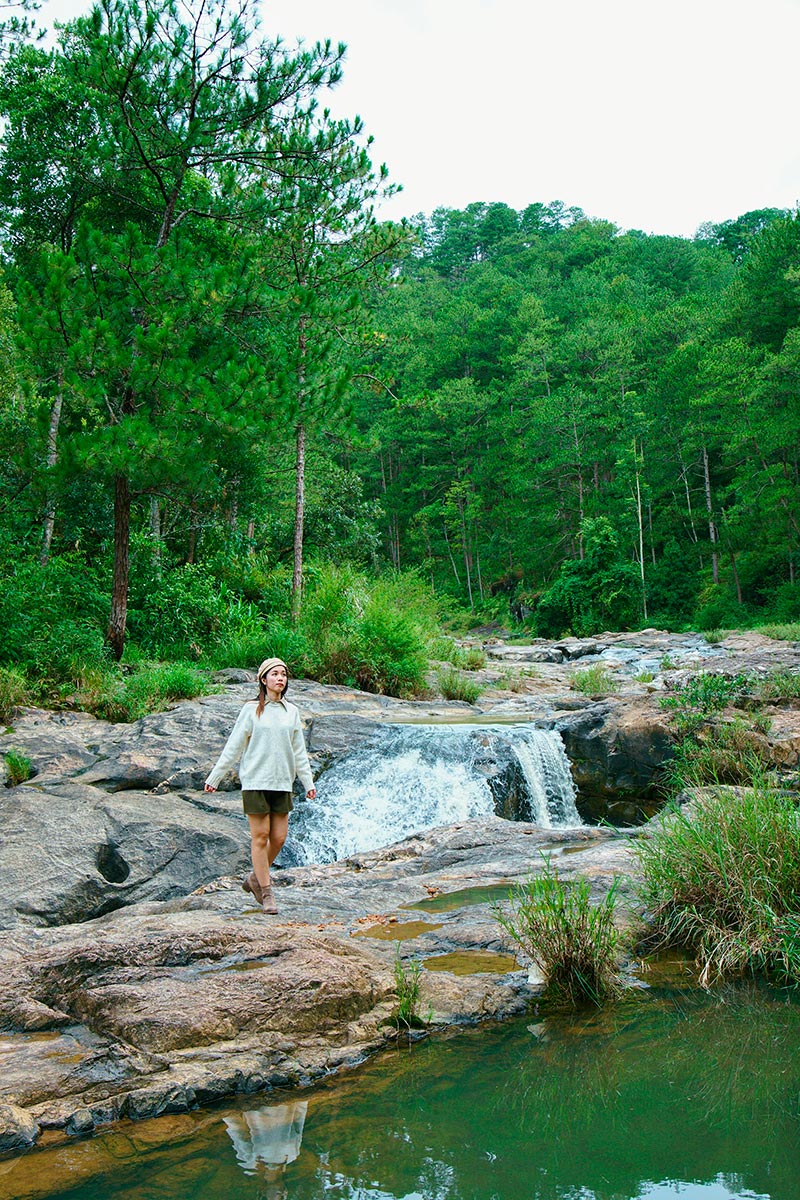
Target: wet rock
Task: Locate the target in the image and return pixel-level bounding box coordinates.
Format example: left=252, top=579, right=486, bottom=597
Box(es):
left=65, top=1108, right=95, bottom=1137
left=557, top=699, right=676, bottom=805
left=0, top=1102, right=39, bottom=1153
left=0, top=818, right=630, bottom=1146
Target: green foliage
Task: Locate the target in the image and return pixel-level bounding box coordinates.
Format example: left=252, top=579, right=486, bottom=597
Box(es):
left=666, top=720, right=772, bottom=790
left=756, top=623, right=800, bottom=642
left=569, top=664, right=618, bottom=695
left=693, top=587, right=749, bottom=632
left=536, top=519, right=642, bottom=638
left=661, top=672, right=750, bottom=716
left=495, top=860, right=622, bottom=1007
left=392, top=944, right=424, bottom=1030
left=3, top=748, right=32, bottom=786
left=450, top=645, right=486, bottom=670
left=0, top=666, right=29, bottom=723
left=73, top=662, right=210, bottom=723
left=752, top=670, right=800, bottom=702
left=436, top=666, right=482, bottom=704
left=0, top=547, right=111, bottom=686
left=635, top=784, right=800, bottom=985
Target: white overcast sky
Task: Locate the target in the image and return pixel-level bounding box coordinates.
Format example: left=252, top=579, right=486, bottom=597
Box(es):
left=39, top=0, right=800, bottom=237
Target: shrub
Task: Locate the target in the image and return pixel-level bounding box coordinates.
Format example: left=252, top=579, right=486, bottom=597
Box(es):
left=692, top=586, right=748, bottom=632
left=495, top=860, right=622, bottom=1007
left=436, top=666, right=482, bottom=704
left=0, top=666, right=28, bottom=723
left=0, top=551, right=109, bottom=682
left=635, top=784, right=800, bottom=985
left=535, top=518, right=641, bottom=637
left=355, top=595, right=429, bottom=696
left=570, top=664, right=618, bottom=695
left=4, top=749, right=32, bottom=786
left=769, top=582, right=800, bottom=623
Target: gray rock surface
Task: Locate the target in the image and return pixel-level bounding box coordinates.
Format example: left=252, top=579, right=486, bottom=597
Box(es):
left=0, top=816, right=631, bottom=1148
left=1, top=630, right=798, bottom=1153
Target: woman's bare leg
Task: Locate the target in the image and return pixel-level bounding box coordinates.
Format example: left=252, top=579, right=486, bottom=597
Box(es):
left=247, top=813, right=271, bottom=889
left=268, top=813, right=289, bottom=867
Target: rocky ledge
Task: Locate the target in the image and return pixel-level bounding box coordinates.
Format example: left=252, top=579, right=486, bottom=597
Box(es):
left=0, top=819, right=632, bottom=1154
left=1, top=629, right=798, bottom=1155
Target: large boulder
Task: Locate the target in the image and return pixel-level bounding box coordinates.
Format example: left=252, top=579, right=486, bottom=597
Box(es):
left=0, top=781, right=249, bottom=928
left=556, top=698, right=675, bottom=819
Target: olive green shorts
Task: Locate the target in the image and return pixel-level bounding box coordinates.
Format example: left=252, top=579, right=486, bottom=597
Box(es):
left=241, top=789, right=294, bottom=816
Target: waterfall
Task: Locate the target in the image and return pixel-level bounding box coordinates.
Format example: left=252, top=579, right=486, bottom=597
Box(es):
left=285, top=724, right=581, bottom=866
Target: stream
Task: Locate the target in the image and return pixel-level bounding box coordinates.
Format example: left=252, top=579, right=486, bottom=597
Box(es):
left=286, top=724, right=581, bottom=864
left=6, top=971, right=798, bottom=1200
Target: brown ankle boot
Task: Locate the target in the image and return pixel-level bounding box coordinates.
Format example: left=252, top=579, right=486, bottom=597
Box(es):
left=242, top=871, right=264, bottom=905
left=261, top=884, right=278, bottom=914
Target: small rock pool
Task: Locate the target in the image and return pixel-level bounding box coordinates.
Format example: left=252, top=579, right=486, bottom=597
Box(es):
left=5, top=967, right=799, bottom=1200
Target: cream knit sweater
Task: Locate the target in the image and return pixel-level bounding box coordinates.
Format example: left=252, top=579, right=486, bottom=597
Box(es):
left=205, top=698, right=314, bottom=793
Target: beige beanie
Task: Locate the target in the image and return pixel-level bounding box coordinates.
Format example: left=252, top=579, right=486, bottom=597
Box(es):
left=257, top=657, right=288, bottom=685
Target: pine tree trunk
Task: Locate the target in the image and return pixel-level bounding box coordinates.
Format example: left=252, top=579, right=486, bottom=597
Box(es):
left=108, top=473, right=131, bottom=661
left=149, top=495, right=162, bottom=562
left=633, top=440, right=648, bottom=621
left=40, top=390, right=63, bottom=567
left=702, top=443, right=719, bottom=584
left=292, top=420, right=306, bottom=621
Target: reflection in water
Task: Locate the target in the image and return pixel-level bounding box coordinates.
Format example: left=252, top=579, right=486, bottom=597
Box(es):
left=7, top=982, right=800, bottom=1200
left=224, top=1102, right=307, bottom=1200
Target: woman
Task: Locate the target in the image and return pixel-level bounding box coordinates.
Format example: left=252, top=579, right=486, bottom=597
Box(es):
left=204, top=657, right=316, bottom=914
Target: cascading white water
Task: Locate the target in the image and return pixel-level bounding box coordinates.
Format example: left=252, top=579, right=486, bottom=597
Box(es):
left=286, top=724, right=581, bottom=866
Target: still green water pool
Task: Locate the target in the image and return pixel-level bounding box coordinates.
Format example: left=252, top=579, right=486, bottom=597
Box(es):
left=4, top=978, right=799, bottom=1200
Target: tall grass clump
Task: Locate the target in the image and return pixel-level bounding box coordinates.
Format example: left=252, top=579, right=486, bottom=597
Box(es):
left=451, top=645, right=487, bottom=671
left=495, top=860, right=622, bottom=1007
left=635, top=784, right=800, bottom=986
left=570, top=664, right=618, bottom=695
left=436, top=666, right=482, bottom=704
left=666, top=719, right=772, bottom=790
left=0, top=666, right=29, bottom=723
left=391, top=944, right=424, bottom=1031
left=73, top=662, right=210, bottom=723
left=756, top=622, right=800, bottom=642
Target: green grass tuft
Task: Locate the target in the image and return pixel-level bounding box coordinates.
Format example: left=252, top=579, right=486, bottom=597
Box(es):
left=494, top=859, right=622, bottom=1007
left=436, top=666, right=482, bottom=704
left=570, top=664, right=618, bottom=695
left=3, top=748, right=32, bottom=787
left=392, top=944, right=425, bottom=1030
left=756, top=622, right=800, bottom=642
left=635, top=783, right=800, bottom=986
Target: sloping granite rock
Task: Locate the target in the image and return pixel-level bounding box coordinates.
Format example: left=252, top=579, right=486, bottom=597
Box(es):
left=0, top=817, right=631, bottom=1148
left=0, top=781, right=249, bottom=928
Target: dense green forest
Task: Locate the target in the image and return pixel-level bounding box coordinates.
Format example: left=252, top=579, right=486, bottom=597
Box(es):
left=1, top=0, right=799, bottom=712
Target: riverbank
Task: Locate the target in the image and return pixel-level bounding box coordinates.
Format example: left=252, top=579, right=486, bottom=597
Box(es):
left=1, top=629, right=798, bottom=1156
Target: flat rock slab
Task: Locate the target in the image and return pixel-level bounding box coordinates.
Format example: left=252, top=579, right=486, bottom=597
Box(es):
left=0, top=817, right=632, bottom=1147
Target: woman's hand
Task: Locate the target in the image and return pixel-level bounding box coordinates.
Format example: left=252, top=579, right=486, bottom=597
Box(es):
left=306, top=787, right=316, bottom=800
left=204, top=783, right=216, bottom=793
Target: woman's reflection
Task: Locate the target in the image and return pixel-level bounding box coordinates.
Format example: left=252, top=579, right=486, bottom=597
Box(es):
left=224, top=1100, right=308, bottom=1198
